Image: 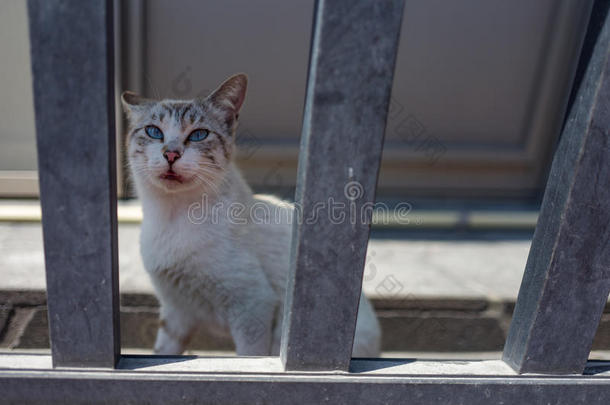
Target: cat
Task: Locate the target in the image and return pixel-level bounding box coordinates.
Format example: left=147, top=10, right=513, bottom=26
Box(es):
left=121, top=73, right=381, bottom=356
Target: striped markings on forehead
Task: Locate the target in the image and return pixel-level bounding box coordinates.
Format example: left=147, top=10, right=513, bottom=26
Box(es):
left=151, top=101, right=230, bottom=133
left=155, top=102, right=196, bottom=130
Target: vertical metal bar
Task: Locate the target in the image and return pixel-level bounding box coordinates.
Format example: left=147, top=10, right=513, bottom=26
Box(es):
left=281, top=0, right=404, bottom=371
left=28, top=0, right=120, bottom=368
left=503, top=1, right=610, bottom=374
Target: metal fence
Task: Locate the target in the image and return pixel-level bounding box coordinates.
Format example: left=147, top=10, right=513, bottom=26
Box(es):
left=0, top=0, right=609, bottom=403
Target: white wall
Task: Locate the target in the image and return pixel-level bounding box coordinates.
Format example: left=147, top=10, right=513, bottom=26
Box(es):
left=0, top=0, right=37, bottom=171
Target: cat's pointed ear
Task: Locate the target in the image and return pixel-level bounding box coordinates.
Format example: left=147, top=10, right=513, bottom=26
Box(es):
left=207, top=74, right=248, bottom=115
left=121, top=91, right=155, bottom=118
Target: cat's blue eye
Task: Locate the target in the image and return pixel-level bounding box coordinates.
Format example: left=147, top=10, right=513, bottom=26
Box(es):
left=188, top=129, right=210, bottom=142
left=145, top=125, right=164, bottom=140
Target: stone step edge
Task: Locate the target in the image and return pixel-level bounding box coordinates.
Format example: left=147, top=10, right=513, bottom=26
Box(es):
left=0, top=289, right=502, bottom=311
left=2, top=289, right=610, bottom=312
left=2, top=292, right=610, bottom=352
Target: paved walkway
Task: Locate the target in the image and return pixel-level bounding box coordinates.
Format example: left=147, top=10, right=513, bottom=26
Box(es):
left=0, top=219, right=539, bottom=352
left=2, top=219, right=609, bottom=354
left=0, top=222, right=531, bottom=301
left=3, top=200, right=610, bottom=356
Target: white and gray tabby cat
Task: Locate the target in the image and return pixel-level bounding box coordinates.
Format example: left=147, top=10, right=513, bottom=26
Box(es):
left=121, top=74, right=380, bottom=356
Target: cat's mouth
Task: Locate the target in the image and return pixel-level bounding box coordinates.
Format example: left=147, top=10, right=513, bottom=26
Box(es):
left=160, top=170, right=184, bottom=183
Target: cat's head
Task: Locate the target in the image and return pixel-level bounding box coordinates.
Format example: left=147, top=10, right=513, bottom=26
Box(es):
left=121, top=73, right=247, bottom=194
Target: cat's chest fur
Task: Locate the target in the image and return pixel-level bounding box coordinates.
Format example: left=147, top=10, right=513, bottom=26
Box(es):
left=140, top=210, right=226, bottom=276
left=137, top=191, right=275, bottom=323
left=140, top=205, right=248, bottom=303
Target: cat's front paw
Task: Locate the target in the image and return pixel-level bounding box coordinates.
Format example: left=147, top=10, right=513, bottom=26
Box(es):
left=154, top=324, right=186, bottom=355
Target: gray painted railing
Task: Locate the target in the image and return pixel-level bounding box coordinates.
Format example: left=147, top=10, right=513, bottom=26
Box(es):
left=0, top=0, right=609, bottom=403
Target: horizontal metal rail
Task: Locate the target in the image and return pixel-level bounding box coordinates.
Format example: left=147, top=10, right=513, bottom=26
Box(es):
left=1, top=355, right=610, bottom=404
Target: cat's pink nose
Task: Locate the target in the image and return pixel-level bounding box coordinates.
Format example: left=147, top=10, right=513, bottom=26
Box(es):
left=164, top=150, right=181, bottom=164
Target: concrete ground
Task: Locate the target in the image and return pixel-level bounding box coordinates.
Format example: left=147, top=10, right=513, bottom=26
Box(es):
left=1, top=201, right=609, bottom=356
left=0, top=222, right=532, bottom=299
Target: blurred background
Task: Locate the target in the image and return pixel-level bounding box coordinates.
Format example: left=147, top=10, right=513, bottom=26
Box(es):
left=0, top=0, right=585, bottom=199
left=1, top=0, right=608, bottom=357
